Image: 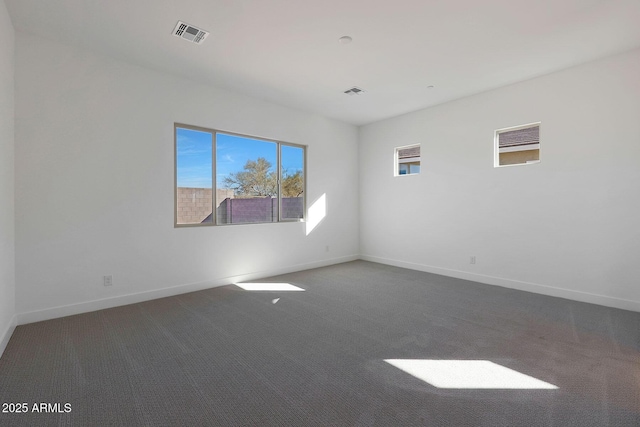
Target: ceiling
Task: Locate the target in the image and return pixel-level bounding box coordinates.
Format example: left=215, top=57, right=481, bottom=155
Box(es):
left=6, top=0, right=640, bottom=126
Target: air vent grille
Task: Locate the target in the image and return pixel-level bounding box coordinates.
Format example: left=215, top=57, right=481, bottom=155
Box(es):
left=173, top=21, right=209, bottom=44
left=344, top=87, right=365, bottom=95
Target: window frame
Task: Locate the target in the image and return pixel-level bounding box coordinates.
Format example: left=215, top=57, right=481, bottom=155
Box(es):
left=494, top=122, right=541, bottom=168
left=174, top=123, right=307, bottom=227
left=394, top=144, right=421, bottom=177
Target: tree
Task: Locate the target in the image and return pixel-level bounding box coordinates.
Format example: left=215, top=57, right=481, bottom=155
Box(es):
left=282, top=170, right=304, bottom=197
left=223, top=157, right=304, bottom=198
left=223, top=157, right=277, bottom=197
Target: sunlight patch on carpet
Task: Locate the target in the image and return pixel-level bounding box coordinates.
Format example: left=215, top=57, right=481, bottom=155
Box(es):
left=234, top=282, right=305, bottom=291
left=385, top=359, right=558, bottom=389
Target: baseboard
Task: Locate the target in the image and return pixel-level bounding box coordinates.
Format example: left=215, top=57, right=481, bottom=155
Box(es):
left=0, top=314, right=18, bottom=359
left=17, top=254, right=359, bottom=325
left=20, top=252, right=636, bottom=325
left=360, top=255, right=640, bottom=313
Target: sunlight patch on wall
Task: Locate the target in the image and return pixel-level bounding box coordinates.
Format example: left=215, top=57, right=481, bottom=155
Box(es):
left=306, top=193, right=326, bottom=235
left=385, top=359, right=558, bottom=389
left=234, top=282, right=305, bottom=291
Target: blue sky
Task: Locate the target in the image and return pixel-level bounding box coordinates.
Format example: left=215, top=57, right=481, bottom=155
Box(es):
left=177, top=128, right=303, bottom=189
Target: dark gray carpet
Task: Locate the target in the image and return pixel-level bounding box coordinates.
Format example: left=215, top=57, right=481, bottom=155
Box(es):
left=0, top=260, right=639, bottom=426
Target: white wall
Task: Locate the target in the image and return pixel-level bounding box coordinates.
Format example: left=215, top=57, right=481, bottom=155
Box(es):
left=0, top=0, right=16, bottom=354
left=15, top=33, right=359, bottom=322
left=11, top=31, right=640, bottom=328
left=359, top=48, right=640, bottom=311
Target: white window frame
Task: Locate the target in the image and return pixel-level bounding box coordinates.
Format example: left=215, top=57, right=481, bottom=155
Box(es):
left=394, top=144, right=421, bottom=177
left=494, top=122, right=541, bottom=168
left=174, top=123, right=306, bottom=227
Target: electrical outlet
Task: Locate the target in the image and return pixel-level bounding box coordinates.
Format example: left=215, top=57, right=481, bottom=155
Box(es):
left=470, top=256, right=476, bottom=265
left=103, top=275, right=113, bottom=286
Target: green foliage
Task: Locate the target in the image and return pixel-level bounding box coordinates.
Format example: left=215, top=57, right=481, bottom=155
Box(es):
left=223, top=157, right=304, bottom=198
left=223, top=157, right=277, bottom=197
left=282, top=170, right=304, bottom=197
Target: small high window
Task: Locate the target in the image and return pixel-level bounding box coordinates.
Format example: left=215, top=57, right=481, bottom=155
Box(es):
left=495, top=123, right=540, bottom=167
left=395, top=144, right=421, bottom=176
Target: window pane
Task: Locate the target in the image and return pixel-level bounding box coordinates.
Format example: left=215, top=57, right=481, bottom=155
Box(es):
left=281, top=145, right=305, bottom=220
left=496, top=124, right=540, bottom=167
left=176, top=127, right=213, bottom=224
left=216, top=133, right=278, bottom=224
left=396, top=145, right=420, bottom=176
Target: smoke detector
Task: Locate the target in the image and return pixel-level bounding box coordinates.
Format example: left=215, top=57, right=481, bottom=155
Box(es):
left=173, top=21, right=209, bottom=44
left=344, top=87, right=365, bottom=95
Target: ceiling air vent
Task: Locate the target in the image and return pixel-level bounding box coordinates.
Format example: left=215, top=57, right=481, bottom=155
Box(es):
left=344, top=87, right=365, bottom=95
left=173, top=21, right=209, bottom=44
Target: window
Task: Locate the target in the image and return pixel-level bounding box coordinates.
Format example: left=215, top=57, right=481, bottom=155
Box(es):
left=175, top=126, right=213, bottom=225
left=395, top=144, right=421, bottom=176
left=495, top=122, right=540, bottom=167
left=175, top=124, right=305, bottom=226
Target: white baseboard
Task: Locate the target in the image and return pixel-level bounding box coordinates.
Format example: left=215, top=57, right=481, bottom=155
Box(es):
left=18, top=252, right=637, bottom=325
left=0, top=314, right=18, bottom=359
left=360, top=255, right=640, bottom=313
left=17, top=254, right=359, bottom=325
